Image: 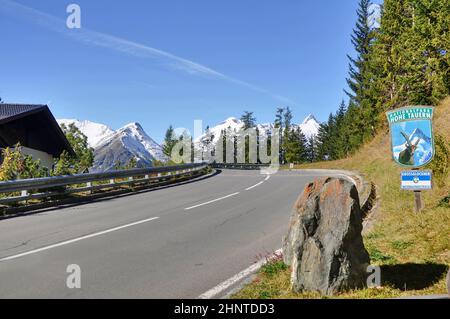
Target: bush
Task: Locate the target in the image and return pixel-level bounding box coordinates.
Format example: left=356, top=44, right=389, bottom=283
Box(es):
left=0, top=145, right=48, bottom=181
left=52, top=151, right=74, bottom=176
left=427, top=134, right=449, bottom=187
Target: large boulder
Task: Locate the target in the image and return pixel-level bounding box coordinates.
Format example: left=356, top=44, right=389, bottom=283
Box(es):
left=283, top=177, right=370, bottom=295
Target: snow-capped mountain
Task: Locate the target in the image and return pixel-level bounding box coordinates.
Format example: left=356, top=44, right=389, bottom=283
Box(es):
left=96, top=122, right=167, bottom=163
left=194, top=117, right=244, bottom=146
left=299, top=114, right=320, bottom=139
left=194, top=114, right=321, bottom=155
left=57, top=119, right=114, bottom=148
left=57, top=119, right=167, bottom=172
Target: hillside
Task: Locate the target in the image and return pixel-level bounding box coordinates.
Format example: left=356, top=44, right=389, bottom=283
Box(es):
left=234, top=98, right=449, bottom=299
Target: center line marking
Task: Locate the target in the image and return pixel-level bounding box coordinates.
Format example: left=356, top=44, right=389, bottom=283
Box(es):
left=245, top=181, right=264, bottom=191
left=0, top=217, right=160, bottom=263
left=185, top=192, right=240, bottom=210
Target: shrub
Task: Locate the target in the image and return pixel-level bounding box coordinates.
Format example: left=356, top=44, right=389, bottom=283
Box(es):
left=0, top=145, right=48, bottom=181
left=427, top=134, right=449, bottom=187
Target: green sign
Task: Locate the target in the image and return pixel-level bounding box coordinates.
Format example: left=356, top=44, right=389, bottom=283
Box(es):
left=386, top=106, right=435, bottom=168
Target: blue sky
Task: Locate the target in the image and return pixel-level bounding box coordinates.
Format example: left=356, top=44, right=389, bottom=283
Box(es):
left=0, top=0, right=381, bottom=142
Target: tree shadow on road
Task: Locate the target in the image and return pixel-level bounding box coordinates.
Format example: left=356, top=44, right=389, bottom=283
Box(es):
left=381, top=263, right=448, bottom=290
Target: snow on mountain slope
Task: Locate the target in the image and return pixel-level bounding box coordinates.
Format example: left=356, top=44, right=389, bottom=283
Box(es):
left=195, top=114, right=320, bottom=146
left=57, top=119, right=114, bottom=148
left=194, top=117, right=244, bottom=145
left=97, top=122, right=167, bottom=163
left=299, top=114, right=320, bottom=139
left=92, top=123, right=168, bottom=172
left=194, top=114, right=321, bottom=158
left=58, top=119, right=167, bottom=171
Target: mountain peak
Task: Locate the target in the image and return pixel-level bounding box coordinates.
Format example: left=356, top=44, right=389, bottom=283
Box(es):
left=302, top=114, right=318, bottom=124
left=221, top=117, right=241, bottom=125
left=58, top=118, right=167, bottom=171
left=57, top=118, right=114, bottom=148
left=123, top=122, right=142, bottom=129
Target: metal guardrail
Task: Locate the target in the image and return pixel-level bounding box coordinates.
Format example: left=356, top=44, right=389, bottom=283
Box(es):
left=211, top=163, right=269, bottom=170
left=0, top=163, right=208, bottom=206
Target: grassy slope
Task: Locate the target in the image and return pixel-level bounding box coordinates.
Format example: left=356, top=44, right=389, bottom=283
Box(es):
left=233, top=98, right=450, bottom=299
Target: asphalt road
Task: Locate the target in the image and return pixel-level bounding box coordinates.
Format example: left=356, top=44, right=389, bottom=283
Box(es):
left=0, top=169, right=336, bottom=299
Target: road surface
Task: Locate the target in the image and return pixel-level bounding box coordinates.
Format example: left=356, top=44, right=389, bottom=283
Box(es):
left=0, top=169, right=336, bottom=298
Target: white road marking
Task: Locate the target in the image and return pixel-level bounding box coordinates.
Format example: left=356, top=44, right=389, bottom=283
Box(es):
left=245, top=181, right=264, bottom=191
left=185, top=192, right=240, bottom=210
left=198, top=248, right=283, bottom=299
left=0, top=217, right=160, bottom=263
left=245, top=174, right=271, bottom=191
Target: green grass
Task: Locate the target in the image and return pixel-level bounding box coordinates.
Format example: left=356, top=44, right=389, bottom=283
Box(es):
left=233, top=98, right=450, bottom=299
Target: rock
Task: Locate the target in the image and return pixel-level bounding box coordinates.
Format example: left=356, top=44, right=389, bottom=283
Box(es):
left=283, top=177, right=370, bottom=295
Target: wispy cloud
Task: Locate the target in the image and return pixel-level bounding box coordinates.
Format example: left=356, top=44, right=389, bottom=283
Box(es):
left=0, top=0, right=296, bottom=105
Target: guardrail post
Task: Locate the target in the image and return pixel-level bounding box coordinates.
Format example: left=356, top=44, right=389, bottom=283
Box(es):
left=21, top=190, right=28, bottom=204
left=86, top=182, right=93, bottom=194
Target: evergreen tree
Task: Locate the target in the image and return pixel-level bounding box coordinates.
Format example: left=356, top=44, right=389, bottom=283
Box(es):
left=305, top=136, right=318, bottom=163
left=311, top=0, right=450, bottom=164
left=274, top=107, right=285, bottom=164
left=282, top=107, right=295, bottom=163
left=162, top=125, right=177, bottom=159
left=240, top=111, right=256, bottom=130
left=284, top=127, right=307, bottom=164
left=345, top=0, right=374, bottom=105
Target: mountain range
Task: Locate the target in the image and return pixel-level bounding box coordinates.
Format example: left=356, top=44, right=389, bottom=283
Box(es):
left=194, top=114, right=320, bottom=151
left=57, top=119, right=167, bottom=172
left=58, top=114, right=320, bottom=171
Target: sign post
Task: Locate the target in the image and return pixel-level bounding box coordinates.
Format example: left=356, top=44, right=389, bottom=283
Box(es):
left=400, top=169, right=432, bottom=213
left=387, top=106, right=435, bottom=213
left=414, top=191, right=423, bottom=213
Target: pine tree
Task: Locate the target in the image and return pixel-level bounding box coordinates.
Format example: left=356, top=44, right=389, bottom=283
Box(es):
left=285, top=127, right=307, bottom=164
left=316, top=121, right=331, bottom=161
left=305, top=136, right=318, bottom=163
left=282, top=107, right=295, bottom=163
left=240, top=111, right=256, bottom=130
left=162, top=125, right=177, bottom=159
left=274, top=107, right=285, bottom=164
left=345, top=0, right=375, bottom=105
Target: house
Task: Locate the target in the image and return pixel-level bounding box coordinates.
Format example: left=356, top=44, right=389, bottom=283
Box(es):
left=0, top=104, right=75, bottom=169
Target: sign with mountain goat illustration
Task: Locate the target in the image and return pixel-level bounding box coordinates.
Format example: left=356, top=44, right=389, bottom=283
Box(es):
left=386, top=106, right=434, bottom=168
